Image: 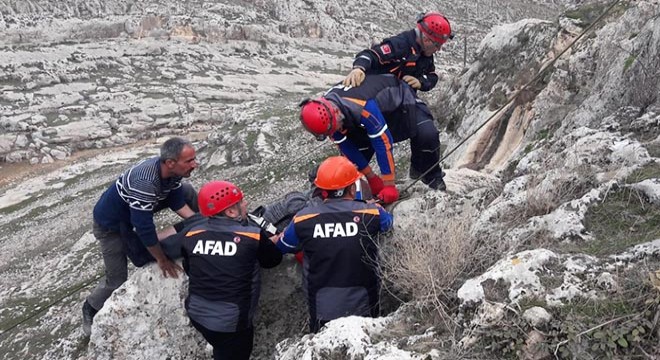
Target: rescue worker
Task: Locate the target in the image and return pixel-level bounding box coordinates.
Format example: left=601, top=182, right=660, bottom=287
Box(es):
left=300, top=74, right=444, bottom=204
left=176, top=180, right=282, bottom=360
left=82, top=137, right=198, bottom=336
left=341, top=12, right=453, bottom=190
left=342, top=12, right=453, bottom=92
left=275, top=156, right=393, bottom=333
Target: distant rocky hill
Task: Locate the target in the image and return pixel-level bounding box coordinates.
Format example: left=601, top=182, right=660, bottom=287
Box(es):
left=5, top=1, right=650, bottom=360
left=0, top=0, right=576, bottom=165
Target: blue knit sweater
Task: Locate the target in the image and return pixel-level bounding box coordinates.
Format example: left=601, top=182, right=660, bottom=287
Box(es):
left=93, top=157, right=186, bottom=247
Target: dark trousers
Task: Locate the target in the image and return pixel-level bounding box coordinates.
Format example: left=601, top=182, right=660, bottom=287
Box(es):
left=190, top=319, right=254, bottom=360
left=351, top=102, right=441, bottom=177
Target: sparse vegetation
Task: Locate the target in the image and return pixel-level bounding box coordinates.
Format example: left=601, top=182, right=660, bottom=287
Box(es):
left=475, top=264, right=659, bottom=359
left=625, top=161, right=660, bottom=184
left=496, top=166, right=596, bottom=227
left=379, top=211, right=508, bottom=330
left=565, top=3, right=608, bottom=26
left=489, top=88, right=508, bottom=111
left=577, top=187, right=660, bottom=255
left=623, top=55, right=636, bottom=72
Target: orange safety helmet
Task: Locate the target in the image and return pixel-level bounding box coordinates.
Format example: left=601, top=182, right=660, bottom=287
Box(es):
left=198, top=181, right=244, bottom=217
left=314, top=156, right=362, bottom=190
left=416, top=12, right=453, bottom=45
left=299, top=97, right=339, bottom=139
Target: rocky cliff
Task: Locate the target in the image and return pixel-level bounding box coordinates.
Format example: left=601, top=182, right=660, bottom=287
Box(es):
left=4, top=1, right=658, bottom=360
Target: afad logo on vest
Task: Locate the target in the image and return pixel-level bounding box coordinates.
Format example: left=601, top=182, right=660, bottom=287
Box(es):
left=192, top=240, right=238, bottom=256
left=312, top=222, right=358, bottom=239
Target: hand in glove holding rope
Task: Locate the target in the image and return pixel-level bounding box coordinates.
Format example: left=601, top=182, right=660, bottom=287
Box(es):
left=377, top=186, right=399, bottom=204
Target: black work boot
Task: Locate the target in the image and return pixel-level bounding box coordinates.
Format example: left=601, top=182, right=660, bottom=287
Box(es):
left=409, top=166, right=423, bottom=180
left=82, top=300, right=99, bottom=336
left=410, top=166, right=447, bottom=191
left=424, top=174, right=447, bottom=191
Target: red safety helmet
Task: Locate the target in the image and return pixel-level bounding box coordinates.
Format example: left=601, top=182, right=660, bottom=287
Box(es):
left=198, top=181, right=244, bottom=217
left=416, top=12, right=453, bottom=45
left=299, top=97, right=339, bottom=139
left=314, top=156, right=362, bottom=190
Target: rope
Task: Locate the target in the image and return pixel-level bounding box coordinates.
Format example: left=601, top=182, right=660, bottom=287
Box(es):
left=400, top=0, right=622, bottom=194
left=0, top=272, right=104, bottom=338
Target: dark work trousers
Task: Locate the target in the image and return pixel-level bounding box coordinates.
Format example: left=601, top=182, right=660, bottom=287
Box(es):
left=351, top=102, right=441, bottom=177
left=409, top=103, right=442, bottom=177
left=86, top=221, right=127, bottom=311
left=86, top=182, right=198, bottom=311
left=190, top=319, right=254, bottom=360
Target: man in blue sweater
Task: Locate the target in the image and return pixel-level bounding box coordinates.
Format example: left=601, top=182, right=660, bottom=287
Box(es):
left=82, top=137, right=198, bottom=336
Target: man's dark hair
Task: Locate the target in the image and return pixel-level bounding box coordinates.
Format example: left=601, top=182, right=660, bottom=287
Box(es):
left=160, top=137, right=192, bottom=162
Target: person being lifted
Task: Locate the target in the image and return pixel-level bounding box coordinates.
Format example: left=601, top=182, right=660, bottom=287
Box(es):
left=343, top=12, right=453, bottom=92
left=300, top=74, right=444, bottom=204
left=275, top=156, right=393, bottom=333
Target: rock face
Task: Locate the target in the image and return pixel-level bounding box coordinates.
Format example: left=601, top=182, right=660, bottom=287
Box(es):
left=4, top=1, right=660, bottom=360
left=86, top=263, right=208, bottom=360
left=0, top=0, right=575, bottom=164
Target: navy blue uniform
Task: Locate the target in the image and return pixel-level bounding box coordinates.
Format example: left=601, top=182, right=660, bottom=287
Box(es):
left=353, top=30, right=438, bottom=92
left=277, top=199, right=393, bottom=332
left=174, top=216, right=282, bottom=360
left=325, top=74, right=442, bottom=183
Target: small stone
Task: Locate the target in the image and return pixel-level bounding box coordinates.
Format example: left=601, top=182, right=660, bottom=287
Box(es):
left=523, top=306, right=552, bottom=327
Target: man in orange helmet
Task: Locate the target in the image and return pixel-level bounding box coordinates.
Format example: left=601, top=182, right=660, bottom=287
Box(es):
left=168, top=180, right=283, bottom=360
left=276, top=156, right=393, bottom=333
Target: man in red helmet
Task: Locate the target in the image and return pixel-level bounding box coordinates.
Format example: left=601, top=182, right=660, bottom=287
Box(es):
left=300, top=74, right=444, bottom=203
left=275, top=156, right=393, bottom=333
left=341, top=12, right=452, bottom=191
left=343, top=12, right=453, bottom=91
left=166, top=180, right=282, bottom=360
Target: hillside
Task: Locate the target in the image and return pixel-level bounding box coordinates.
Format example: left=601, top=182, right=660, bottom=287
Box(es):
left=4, top=1, right=659, bottom=359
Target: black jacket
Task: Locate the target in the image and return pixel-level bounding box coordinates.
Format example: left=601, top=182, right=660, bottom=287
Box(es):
left=175, top=216, right=282, bottom=332
left=352, top=29, right=439, bottom=92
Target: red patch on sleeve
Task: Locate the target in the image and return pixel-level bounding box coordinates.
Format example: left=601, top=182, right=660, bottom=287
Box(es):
left=380, top=44, right=392, bottom=55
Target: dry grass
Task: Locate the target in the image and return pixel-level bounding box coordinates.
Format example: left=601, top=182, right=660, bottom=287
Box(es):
left=497, top=165, right=596, bottom=227
left=378, top=212, right=505, bottom=332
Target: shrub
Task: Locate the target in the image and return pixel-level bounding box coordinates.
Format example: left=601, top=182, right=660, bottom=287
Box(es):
left=378, top=211, right=505, bottom=328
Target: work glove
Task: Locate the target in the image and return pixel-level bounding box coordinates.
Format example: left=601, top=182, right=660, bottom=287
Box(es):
left=247, top=213, right=278, bottom=236
left=367, top=175, right=385, bottom=195
left=402, top=75, right=421, bottom=90
left=377, top=186, right=399, bottom=204
left=343, top=68, right=366, bottom=87
left=295, top=251, right=304, bottom=265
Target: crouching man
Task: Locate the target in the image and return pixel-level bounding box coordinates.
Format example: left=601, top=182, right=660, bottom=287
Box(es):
left=275, top=156, right=393, bottom=332
left=170, top=180, right=282, bottom=360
